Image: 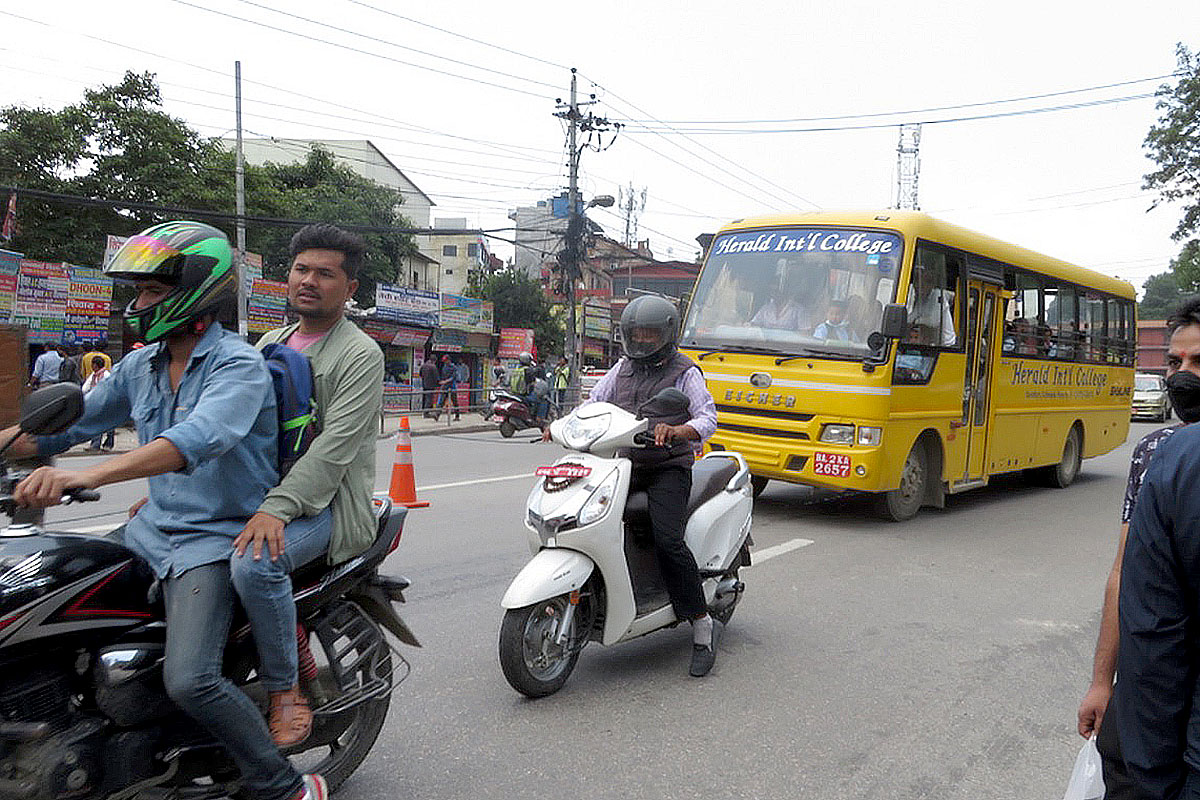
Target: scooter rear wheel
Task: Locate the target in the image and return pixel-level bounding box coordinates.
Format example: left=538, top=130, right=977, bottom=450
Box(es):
left=499, top=595, right=581, bottom=697
left=499, top=420, right=516, bottom=438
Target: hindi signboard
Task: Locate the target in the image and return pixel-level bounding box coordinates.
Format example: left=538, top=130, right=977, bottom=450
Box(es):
left=375, top=285, right=438, bottom=327
left=0, top=250, right=21, bottom=321
left=63, top=266, right=113, bottom=344
left=13, top=261, right=70, bottom=343
left=247, top=279, right=287, bottom=334
left=439, top=292, right=493, bottom=334
left=498, top=327, right=534, bottom=359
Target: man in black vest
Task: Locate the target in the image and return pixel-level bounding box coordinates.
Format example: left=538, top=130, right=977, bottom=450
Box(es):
left=557, top=295, right=720, bottom=676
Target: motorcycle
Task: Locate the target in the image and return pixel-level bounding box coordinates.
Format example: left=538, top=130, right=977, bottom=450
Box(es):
left=0, top=384, right=419, bottom=800
left=498, top=387, right=754, bottom=697
left=490, top=390, right=557, bottom=438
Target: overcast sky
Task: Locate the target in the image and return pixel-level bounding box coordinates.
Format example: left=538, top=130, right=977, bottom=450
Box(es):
left=2, top=1, right=1198, bottom=291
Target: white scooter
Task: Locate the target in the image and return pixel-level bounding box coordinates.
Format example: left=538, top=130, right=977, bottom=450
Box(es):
left=499, top=388, right=754, bottom=697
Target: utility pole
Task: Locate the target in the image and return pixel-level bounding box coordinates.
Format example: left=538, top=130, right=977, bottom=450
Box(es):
left=234, top=61, right=248, bottom=338
left=895, top=123, right=922, bottom=211
left=554, top=69, right=619, bottom=398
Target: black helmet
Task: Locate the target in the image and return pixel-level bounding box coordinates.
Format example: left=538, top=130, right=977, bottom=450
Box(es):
left=105, top=221, right=236, bottom=343
left=620, top=295, right=680, bottom=363
left=518, top=352, right=533, bottom=366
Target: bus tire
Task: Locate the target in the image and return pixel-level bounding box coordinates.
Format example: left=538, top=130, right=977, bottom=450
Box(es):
left=1036, top=425, right=1082, bottom=488
left=877, top=443, right=927, bottom=522
left=750, top=475, right=769, bottom=498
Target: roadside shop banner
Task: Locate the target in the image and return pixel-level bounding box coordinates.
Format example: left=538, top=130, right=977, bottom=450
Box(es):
left=439, top=292, right=494, bottom=334
left=13, top=260, right=70, bottom=343
left=63, top=266, right=113, bottom=344
left=102, top=235, right=129, bottom=269
left=247, top=279, right=287, bottom=334
left=375, top=285, right=438, bottom=326
left=391, top=326, right=430, bottom=347
left=498, top=327, right=534, bottom=358
left=432, top=328, right=468, bottom=352
left=0, top=250, right=21, bottom=321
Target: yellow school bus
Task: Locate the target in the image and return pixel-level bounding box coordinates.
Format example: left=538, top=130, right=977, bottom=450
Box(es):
left=679, top=211, right=1135, bottom=520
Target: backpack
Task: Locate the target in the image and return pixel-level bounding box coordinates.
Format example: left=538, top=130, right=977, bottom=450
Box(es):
left=260, top=343, right=319, bottom=477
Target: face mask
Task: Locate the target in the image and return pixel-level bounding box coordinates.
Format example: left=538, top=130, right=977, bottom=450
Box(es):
left=1167, top=370, right=1200, bottom=423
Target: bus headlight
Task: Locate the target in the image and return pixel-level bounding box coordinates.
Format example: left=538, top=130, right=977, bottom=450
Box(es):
left=857, top=426, right=883, bottom=446
left=819, top=424, right=855, bottom=444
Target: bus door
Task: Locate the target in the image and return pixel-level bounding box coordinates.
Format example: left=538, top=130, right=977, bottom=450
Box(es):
left=961, top=281, right=1001, bottom=480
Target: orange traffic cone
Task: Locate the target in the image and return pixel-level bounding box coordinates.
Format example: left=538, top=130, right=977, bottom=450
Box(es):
left=388, top=416, right=429, bottom=508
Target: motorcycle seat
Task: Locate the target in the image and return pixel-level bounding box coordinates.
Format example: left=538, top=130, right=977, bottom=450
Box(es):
left=623, top=458, right=739, bottom=525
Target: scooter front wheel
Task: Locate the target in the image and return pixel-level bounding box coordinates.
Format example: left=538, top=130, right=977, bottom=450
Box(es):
left=499, top=595, right=582, bottom=697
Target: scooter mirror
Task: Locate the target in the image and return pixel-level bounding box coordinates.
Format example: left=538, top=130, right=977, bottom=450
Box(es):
left=20, top=383, right=85, bottom=436
left=637, top=386, right=690, bottom=419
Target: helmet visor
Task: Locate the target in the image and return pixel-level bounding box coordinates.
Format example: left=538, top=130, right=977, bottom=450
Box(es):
left=622, top=324, right=669, bottom=359
left=106, top=235, right=182, bottom=277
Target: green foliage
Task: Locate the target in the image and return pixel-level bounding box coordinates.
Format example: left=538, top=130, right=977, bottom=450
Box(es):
left=0, top=72, right=415, bottom=306
left=1169, top=239, right=1200, bottom=293
left=1139, top=271, right=1187, bottom=320
left=470, top=268, right=563, bottom=357
left=1145, top=44, right=1200, bottom=241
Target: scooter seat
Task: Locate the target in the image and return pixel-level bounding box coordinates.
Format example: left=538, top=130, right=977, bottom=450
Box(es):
left=622, top=458, right=739, bottom=524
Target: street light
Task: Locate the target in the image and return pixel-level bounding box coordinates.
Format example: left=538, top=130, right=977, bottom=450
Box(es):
left=587, top=195, right=615, bottom=209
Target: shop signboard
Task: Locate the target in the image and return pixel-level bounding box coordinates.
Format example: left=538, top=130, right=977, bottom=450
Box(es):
left=13, top=260, right=70, bottom=344
left=582, top=301, right=612, bottom=340
left=102, top=235, right=128, bottom=269
left=432, top=328, right=468, bottom=352
left=361, top=317, right=401, bottom=344
left=242, top=252, right=264, bottom=292
left=63, top=266, right=113, bottom=344
left=391, top=326, right=430, bottom=348
left=376, top=284, right=438, bottom=327
left=247, top=279, right=287, bottom=334
left=498, top=327, right=534, bottom=358
left=439, top=292, right=493, bottom=334
left=0, top=250, right=21, bottom=321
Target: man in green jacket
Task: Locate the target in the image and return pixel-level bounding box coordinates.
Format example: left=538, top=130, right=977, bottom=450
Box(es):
left=234, top=223, right=384, bottom=749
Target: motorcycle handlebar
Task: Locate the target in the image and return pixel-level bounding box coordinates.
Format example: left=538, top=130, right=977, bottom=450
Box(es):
left=63, top=489, right=101, bottom=504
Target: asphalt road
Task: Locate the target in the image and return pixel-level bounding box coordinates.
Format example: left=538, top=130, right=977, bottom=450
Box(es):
left=37, top=421, right=1161, bottom=800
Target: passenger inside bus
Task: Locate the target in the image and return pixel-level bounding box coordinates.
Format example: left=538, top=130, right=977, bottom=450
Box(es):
left=813, top=299, right=852, bottom=341
left=905, top=257, right=958, bottom=347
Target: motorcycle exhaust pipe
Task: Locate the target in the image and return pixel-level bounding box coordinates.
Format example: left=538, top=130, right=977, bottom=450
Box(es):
left=0, top=722, right=49, bottom=742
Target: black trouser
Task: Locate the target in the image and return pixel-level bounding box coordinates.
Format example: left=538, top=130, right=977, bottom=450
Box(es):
left=1097, top=691, right=1154, bottom=800
left=629, top=464, right=706, bottom=620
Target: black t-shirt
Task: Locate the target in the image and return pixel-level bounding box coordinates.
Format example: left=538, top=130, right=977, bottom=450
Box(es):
left=1122, top=424, right=1183, bottom=523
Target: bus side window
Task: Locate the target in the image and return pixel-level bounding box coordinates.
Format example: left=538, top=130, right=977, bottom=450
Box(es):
left=1044, top=283, right=1079, bottom=360
left=1106, top=298, right=1123, bottom=364
left=1081, top=293, right=1106, bottom=364
left=1124, top=300, right=1137, bottom=366
left=1003, top=274, right=1041, bottom=357
left=906, top=247, right=960, bottom=348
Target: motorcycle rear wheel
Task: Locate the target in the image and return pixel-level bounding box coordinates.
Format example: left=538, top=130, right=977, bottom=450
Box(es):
left=287, top=607, right=394, bottom=792
left=499, top=595, right=581, bottom=698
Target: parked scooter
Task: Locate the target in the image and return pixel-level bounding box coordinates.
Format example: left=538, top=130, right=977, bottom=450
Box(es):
left=491, top=390, right=558, bottom=438
left=499, top=387, right=753, bottom=697
left=0, top=385, right=420, bottom=798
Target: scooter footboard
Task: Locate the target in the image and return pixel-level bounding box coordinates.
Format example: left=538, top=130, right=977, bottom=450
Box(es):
left=501, top=549, right=595, bottom=609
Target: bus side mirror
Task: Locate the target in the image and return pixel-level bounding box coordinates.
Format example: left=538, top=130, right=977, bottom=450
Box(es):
left=880, top=304, right=908, bottom=339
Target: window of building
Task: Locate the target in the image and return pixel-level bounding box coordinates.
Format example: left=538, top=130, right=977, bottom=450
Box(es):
left=442, top=244, right=457, bottom=257
left=467, top=243, right=479, bottom=258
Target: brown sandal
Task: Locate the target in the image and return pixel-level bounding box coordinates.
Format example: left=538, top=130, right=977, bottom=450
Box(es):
left=268, top=685, right=312, bottom=748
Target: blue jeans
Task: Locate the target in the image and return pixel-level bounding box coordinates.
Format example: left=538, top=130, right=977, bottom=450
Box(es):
left=162, top=563, right=302, bottom=800
left=230, top=509, right=332, bottom=692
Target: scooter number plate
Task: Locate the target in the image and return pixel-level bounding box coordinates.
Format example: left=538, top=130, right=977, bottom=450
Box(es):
left=535, top=465, right=592, bottom=479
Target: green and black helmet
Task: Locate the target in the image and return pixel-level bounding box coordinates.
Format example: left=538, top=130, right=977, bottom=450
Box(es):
left=105, top=221, right=235, bottom=343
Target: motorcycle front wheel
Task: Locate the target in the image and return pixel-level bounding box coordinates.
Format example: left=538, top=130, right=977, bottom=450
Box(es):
left=499, top=595, right=582, bottom=698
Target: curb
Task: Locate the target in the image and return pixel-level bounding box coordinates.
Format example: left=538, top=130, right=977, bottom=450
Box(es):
left=379, top=422, right=498, bottom=439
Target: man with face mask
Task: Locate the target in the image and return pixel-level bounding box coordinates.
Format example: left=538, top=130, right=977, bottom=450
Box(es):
left=1076, top=297, right=1200, bottom=799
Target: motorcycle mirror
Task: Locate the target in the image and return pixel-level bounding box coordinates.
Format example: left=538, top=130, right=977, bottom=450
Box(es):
left=19, top=383, right=85, bottom=436
left=637, top=386, right=690, bottom=419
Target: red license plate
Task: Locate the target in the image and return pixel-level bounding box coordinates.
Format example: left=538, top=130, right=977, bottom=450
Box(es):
left=812, top=452, right=851, bottom=477
left=536, top=464, right=592, bottom=479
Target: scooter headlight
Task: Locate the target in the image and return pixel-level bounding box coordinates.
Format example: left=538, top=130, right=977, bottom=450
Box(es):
left=561, top=413, right=611, bottom=450
left=578, top=468, right=620, bottom=526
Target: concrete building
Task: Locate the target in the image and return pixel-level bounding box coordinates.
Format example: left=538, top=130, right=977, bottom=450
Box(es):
left=417, top=218, right=498, bottom=296
left=1137, top=319, right=1169, bottom=375
left=224, top=138, right=435, bottom=227
left=509, top=198, right=567, bottom=279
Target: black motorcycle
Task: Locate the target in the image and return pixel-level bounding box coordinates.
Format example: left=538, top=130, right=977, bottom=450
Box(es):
left=0, top=385, right=419, bottom=800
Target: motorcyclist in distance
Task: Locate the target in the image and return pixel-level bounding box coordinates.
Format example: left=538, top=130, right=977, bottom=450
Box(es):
left=1, top=221, right=328, bottom=800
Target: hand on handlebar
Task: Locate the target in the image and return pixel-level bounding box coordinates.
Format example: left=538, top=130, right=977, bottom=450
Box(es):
left=540, top=426, right=552, bottom=442
left=13, top=466, right=98, bottom=509
left=653, top=423, right=693, bottom=446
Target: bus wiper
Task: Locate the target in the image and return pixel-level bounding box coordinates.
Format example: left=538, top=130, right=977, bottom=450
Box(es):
left=774, top=347, right=854, bottom=365
left=692, top=344, right=784, bottom=360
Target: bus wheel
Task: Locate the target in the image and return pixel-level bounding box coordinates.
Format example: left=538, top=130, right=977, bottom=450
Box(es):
left=750, top=475, right=769, bottom=498
left=877, top=444, right=927, bottom=522
left=1037, top=426, right=1082, bottom=488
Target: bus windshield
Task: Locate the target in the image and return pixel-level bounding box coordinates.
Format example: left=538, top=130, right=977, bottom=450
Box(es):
left=681, top=227, right=904, bottom=357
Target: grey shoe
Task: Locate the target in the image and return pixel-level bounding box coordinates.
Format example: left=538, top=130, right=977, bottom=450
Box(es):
left=689, top=643, right=715, bottom=677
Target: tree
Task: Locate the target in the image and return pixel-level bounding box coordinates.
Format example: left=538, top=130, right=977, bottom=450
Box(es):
left=468, top=269, right=563, bottom=358
left=1145, top=45, right=1200, bottom=241
left=1138, top=271, right=1188, bottom=320
left=1169, top=239, right=1200, bottom=293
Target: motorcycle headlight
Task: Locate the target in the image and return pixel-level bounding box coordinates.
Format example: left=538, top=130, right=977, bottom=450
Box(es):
left=561, top=413, right=611, bottom=450
left=819, top=423, right=855, bottom=444
left=578, top=468, right=620, bottom=526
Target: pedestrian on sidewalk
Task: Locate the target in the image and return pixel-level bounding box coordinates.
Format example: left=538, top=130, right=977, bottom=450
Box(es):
left=419, top=356, right=439, bottom=418
left=435, top=354, right=459, bottom=421
left=30, top=344, right=64, bottom=389
left=553, top=356, right=570, bottom=408
left=82, top=355, right=115, bottom=451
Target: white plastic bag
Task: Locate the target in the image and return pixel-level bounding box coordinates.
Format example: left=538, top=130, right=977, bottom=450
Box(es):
left=1063, top=735, right=1105, bottom=800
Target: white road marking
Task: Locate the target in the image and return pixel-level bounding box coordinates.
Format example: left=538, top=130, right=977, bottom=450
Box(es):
left=751, top=537, right=814, bottom=564
left=71, top=523, right=121, bottom=533
left=415, top=473, right=534, bottom=492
